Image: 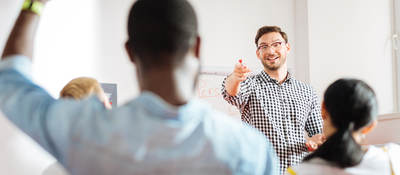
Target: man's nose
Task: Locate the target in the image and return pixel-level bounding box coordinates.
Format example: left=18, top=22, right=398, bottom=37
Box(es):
left=265, top=46, right=275, bottom=54
left=266, top=49, right=276, bottom=56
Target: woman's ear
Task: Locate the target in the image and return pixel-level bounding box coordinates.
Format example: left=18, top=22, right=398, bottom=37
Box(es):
left=321, top=101, right=328, bottom=120
left=361, top=120, right=378, bottom=135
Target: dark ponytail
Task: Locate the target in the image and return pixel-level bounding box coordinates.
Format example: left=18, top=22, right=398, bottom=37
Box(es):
left=304, top=122, right=364, bottom=167
left=304, top=79, right=378, bottom=168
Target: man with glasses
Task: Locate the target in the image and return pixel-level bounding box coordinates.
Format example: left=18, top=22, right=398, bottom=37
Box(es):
left=221, top=26, right=324, bottom=174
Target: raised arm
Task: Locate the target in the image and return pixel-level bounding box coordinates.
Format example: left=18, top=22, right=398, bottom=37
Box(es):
left=2, top=0, right=49, bottom=59
left=224, top=60, right=251, bottom=96
left=0, top=0, right=109, bottom=167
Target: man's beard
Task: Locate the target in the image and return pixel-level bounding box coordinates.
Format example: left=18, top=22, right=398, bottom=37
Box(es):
left=261, top=56, right=286, bottom=71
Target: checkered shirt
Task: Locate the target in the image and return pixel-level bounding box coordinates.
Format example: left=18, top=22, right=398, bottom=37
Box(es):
left=221, top=71, right=323, bottom=174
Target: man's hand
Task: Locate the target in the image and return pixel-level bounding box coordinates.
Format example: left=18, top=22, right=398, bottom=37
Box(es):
left=305, top=134, right=325, bottom=152
left=231, top=61, right=251, bottom=82
left=224, top=59, right=251, bottom=96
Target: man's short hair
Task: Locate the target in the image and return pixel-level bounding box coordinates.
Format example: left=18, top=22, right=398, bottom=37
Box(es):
left=255, top=26, right=288, bottom=46
left=60, top=77, right=103, bottom=100
left=127, top=0, right=198, bottom=68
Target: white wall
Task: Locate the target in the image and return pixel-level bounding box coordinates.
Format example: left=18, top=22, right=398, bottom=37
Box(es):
left=365, top=113, right=400, bottom=145
left=33, top=0, right=99, bottom=98
left=190, top=0, right=296, bottom=72
left=96, top=0, right=139, bottom=105
left=307, top=0, right=395, bottom=114
left=294, top=0, right=311, bottom=83
left=394, top=0, right=400, bottom=112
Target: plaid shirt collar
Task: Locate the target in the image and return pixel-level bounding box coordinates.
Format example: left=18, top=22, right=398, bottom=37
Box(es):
left=260, top=70, right=293, bottom=84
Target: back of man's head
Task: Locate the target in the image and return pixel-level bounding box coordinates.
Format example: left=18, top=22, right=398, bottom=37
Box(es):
left=127, top=0, right=198, bottom=68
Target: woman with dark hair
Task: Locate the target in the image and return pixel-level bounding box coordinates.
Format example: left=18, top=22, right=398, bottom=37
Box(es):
left=287, top=78, right=400, bottom=175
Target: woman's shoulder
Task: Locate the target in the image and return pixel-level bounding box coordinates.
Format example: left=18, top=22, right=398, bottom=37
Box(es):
left=383, top=143, right=400, bottom=174
left=385, top=143, right=400, bottom=151
left=368, top=143, right=400, bottom=159
left=287, top=158, right=351, bottom=175
left=352, top=143, right=400, bottom=174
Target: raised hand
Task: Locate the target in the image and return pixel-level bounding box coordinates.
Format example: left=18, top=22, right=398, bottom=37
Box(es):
left=224, top=59, right=251, bottom=96
left=231, top=59, right=251, bottom=83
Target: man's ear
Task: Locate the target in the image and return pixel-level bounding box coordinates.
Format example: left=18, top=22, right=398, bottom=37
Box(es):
left=361, top=120, right=378, bottom=135
left=286, top=42, right=291, bottom=52
left=125, top=41, right=136, bottom=64
left=256, top=47, right=262, bottom=60
left=193, top=36, right=201, bottom=59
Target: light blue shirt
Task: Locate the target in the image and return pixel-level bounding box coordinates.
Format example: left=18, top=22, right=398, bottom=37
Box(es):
left=0, top=55, right=278, bottom=175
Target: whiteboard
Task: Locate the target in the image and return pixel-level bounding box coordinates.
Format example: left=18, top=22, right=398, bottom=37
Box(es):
left=196, top=66, right=297, bottom=120
left=195, top=66, right=252, bottom=119
left=196, top=66, right=276, bottom=119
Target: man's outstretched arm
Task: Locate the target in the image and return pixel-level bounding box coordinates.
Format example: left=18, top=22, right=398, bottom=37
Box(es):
left=0, top=0, right=111, bottom=168
left=2, top=0, right=48, bottom=60
left=0, top=0, right=67, bottom=159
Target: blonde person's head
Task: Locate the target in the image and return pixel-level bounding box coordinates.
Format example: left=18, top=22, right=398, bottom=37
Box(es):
left=60, top=77, right=111, bottom=109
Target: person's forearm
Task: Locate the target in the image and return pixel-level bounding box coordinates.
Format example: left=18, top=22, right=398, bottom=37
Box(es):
left=2, top=10, right=41, bottom=60
left=225, top=74, right=241, bottom=96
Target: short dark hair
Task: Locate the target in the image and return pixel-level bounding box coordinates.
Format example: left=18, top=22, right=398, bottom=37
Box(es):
left=254, top=26, right=288, bottom=46
left=304, top=78, right=378, bottom=168
left=127, top=0, right=198, bottom=67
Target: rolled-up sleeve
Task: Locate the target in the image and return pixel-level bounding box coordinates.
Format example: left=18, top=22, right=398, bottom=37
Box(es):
left=0, top=55, right=105, bottom=164
left=0, top=55, right=60, bottom=153
left=221, top=76, right=254, bottom=112
left=305, top=89, right=323, bottom=137
left=0, top=55, right=33, bottom=79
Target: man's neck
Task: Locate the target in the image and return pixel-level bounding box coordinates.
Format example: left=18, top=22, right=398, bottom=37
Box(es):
left=139, top=69, right=195, bottom=107
left=264, top=66, right=288, bottom=84
left=136, top=53, right=200, bottom=107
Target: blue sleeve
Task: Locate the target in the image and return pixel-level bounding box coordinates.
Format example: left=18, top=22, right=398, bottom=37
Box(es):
left=263, top=140, right=279, bottom=175
left=0, top=56, right=105, bottom=163
left=239, top=123, right=279, bottom=175
left=0, top=67, right=60, bottom=155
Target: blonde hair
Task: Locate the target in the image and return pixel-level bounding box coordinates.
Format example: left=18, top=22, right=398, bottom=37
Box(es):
left=60, top=77, right=104, bottom=100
